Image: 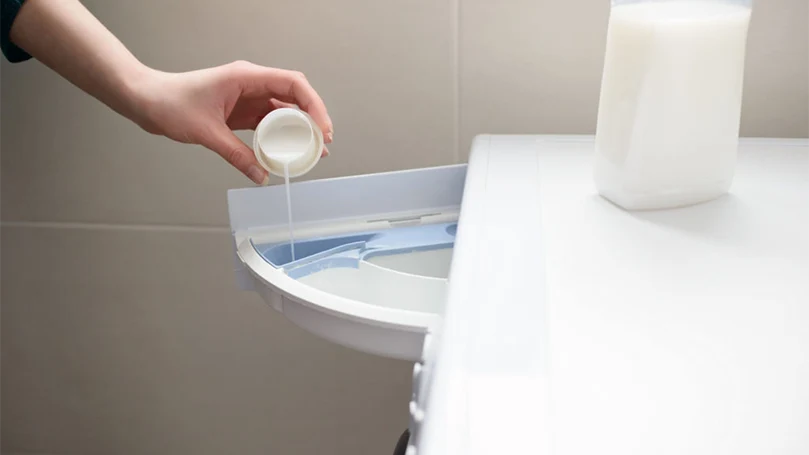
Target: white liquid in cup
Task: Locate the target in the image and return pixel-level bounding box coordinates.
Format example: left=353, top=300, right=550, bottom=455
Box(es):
left=258, top=123, right=313, bottom=170
left=594, top=1, right=752, bottom=210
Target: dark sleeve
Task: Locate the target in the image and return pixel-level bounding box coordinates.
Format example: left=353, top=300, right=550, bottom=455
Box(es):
left=1, top=0, right=32, bottom=63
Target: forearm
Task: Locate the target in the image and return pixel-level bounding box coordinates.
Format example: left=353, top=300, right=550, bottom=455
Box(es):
left=10, top=0, right=152, bottom=124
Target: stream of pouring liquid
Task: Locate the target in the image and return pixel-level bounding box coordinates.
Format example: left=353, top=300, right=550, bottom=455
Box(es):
left=265, top=123, right=313, bottom=263
left=283, top=162, right=295, bottom=262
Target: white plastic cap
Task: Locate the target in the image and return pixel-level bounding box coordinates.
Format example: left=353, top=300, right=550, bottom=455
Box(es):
left=253, top=108, right=323, bottom=178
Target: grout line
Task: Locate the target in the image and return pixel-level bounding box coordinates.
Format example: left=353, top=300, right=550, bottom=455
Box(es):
left=0, top=453, right=65, bottom=455
left=0, top=220, right=230, bottom=233
left=453, top=0, right=461, bottom=164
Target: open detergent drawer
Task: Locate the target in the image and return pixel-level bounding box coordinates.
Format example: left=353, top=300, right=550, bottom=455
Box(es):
left=227, top=165, right=466, bottom=360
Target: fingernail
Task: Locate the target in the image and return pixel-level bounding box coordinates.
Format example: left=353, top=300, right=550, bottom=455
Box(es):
left=326, top=131, right=333, bottom=142
left=248, top=165, right=268, bottom=185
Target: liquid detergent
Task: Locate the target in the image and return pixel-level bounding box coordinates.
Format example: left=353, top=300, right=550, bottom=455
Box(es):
left=253, top=109, right=324, bottom=259
left=283, top=163, right=296, bottom=261
left=268, top=123, right=313, bottom=261
left=594, top=0, right=752, bottom=210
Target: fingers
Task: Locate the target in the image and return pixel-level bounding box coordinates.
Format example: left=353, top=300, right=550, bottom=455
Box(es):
left=227, top=96, right=273, bottom=131
left=269, top=98, right=295, bottom=110
left=201, top=124, right=268, bottom=185
left=227, top=61, right=333, bottom=142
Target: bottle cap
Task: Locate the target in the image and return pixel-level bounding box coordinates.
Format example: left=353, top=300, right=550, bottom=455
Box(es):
left=253, top=108, right=323, bottom=179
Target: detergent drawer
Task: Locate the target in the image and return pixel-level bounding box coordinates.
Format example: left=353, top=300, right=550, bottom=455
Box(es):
left=227, top=165, right=467, bottom=360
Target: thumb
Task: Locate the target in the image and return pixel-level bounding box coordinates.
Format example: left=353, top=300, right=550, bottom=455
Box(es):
left=201, top=125, right=268, bottom=185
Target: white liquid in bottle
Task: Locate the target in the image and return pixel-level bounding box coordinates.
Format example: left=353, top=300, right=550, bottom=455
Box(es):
left=594, top=1, right=752, bottom=210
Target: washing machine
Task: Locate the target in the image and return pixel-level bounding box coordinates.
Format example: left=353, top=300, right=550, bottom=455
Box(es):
left=228, top=135, right=809, bottom=455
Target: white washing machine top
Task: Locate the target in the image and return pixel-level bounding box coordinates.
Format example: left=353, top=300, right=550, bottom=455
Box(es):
left=227, top=135, right=809, bottom=455
left=415, top=135, right=809, bottom=455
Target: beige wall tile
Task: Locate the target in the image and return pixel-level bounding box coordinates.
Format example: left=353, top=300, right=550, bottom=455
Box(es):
left=741, top=0, right=809, bottom=137
left=459, top=0, right=610, bottom=156
left=1, top=225, right=411, bottom=455
left=459, top=0, right=809, bottom=158
left=0, top=0, right=457, bottom=226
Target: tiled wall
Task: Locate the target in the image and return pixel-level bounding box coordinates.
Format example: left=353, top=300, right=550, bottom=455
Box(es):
left=1, top=0, right=806, bottom=454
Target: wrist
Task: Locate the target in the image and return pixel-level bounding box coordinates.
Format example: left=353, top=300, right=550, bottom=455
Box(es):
left=119, top=62, right=161, bottom=131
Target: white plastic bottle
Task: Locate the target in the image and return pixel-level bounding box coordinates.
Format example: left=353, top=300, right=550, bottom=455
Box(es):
left=593, top=0, right=753, bottom=210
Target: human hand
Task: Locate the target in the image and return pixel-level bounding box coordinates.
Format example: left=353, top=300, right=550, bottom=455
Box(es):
left=9, top=1, right=330, bottom=185
left=134, top=61, right=334, bottom=185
